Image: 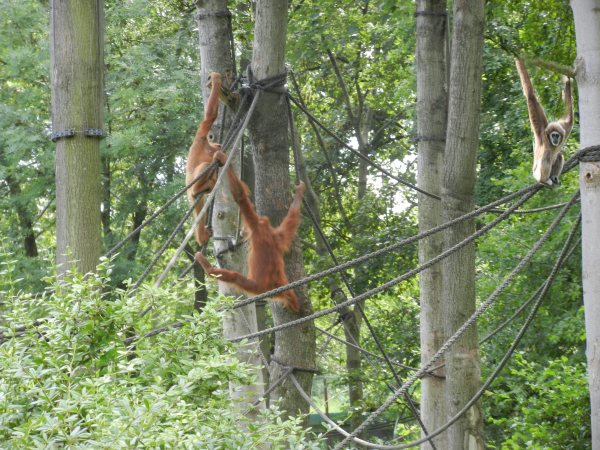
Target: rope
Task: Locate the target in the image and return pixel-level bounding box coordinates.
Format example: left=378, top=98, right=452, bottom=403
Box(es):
left=316, top=326, right=420, bottom=373
left=229, top=183, right=541, bottom=310
left=333, top=191, right=579, bottom=449
left=361, top=213, right=582, bottom=450
left=288, top=93, right=422, bottom=397
left=288, top=71, right=352, bottom=228
left=251, top=367, right=293, bottom=407
left=229, top=188, right=538, bottom=343
left=423, top=235, right=581, bottom=376
left=104, top=161, right=220, bottom=258
left=234, top=304, right=279, bottom=410
left=478, top=235, right=581, bottom=346
left=247, top=67, right=288, bottom=93
left=301, top=199, right=437, bottom=445
left=132, top=195, right=201, bottom=296
left=271, top=356, right=319, bottom=374
left=286, top=95, right=301, bottom=185
left=488, top=201, right=570, bottom=214
left=479, top=284, right=543, bottom=346
left=289, top=373, right=393, bottom=449
left=287, top=94, right=441, bottom=200
left=219, top=92, right=251, bottom=151
left=563, top=145, right=600, bottom=170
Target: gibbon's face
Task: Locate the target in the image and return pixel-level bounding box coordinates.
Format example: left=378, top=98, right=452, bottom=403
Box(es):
left=549, top=130, right=562, bottom=146
left=546, top=125, right=564, bottom=147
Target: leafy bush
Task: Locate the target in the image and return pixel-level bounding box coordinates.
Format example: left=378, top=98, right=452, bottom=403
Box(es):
left=486, top=352, right=590, bottom=450
left=0, top=260, right=319, bottom=449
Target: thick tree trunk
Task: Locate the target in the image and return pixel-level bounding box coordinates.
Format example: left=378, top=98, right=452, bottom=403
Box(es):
left=248, top=0, right=316, bottom=421
left=51, top=0, right=104, bottom=276
left=442, top=1, right=485, bottom=449
left=195, top=0, right=266, bottom=414
left=571, top=1, right=600, bottom=447
left=415, top=1, right=448, bottom=448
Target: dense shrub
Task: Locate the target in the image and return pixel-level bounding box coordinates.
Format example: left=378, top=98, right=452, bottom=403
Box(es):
left=0, top=260, right=319, bottom=449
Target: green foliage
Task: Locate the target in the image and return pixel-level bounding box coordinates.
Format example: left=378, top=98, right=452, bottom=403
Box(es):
left=0, top=0, right=54, bottom=290
left=103, top=0, right=204, bottom=287
left=486, top=352, right=590, bottom=449
left=0, top=259, right=318, bottom=448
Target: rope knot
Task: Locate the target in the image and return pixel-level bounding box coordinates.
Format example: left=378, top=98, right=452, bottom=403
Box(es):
left=271, top=356, right=319, bottom=374
left=246, top=66, right=288, bottom=94
left=563, top=145, right=600, bottom=172
left=577, top=145, right=600, bottom=162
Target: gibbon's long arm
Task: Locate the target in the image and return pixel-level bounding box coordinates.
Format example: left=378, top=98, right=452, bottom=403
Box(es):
left=558, top=77, right=573, bottom=133
left=515, top=58, right=548, bottom=142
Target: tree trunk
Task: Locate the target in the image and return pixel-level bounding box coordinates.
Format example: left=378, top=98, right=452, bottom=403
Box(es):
left=126, top=201, right=147, bottom=262
left=248, top=0, right=316, bottom=421
left=357, top=108, right=374, bottom=200
left=326, top=48, right=376, bottom=432
left=442, top=1, right=485, bottom=449
left=195, top=0, right=267, bottom=415
left=415, top=1, right=448, bottom=448
left=51, top=0, right=104, bottom=277
left=347, top=106, right=371, bottom=423
left=2, top=170, right=39, bottom=257
left=571, top=1, right=600, bottom=447
left=291, top=98, right=366, bottom=430
left=101, top=153, right=111, bottom=239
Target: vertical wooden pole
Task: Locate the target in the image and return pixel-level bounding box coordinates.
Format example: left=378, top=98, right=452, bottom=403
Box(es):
left=195, top=0, right=267, bottom=417
left=249, top=0, right=316, bottom=421
left=443, top=0, right=485, bottom=448
left=415, top=1, right=448, bottom=448
left=51, top=0, right=104, bottom=276
left=571, top=1, right=600, bottom=447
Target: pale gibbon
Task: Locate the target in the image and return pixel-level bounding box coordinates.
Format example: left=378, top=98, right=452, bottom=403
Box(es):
left=195, top=166, right=305, bottom=313
left=515, top=58, right=573, bottom=186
